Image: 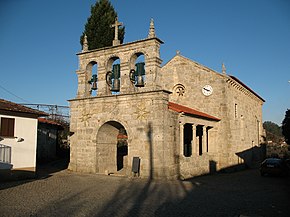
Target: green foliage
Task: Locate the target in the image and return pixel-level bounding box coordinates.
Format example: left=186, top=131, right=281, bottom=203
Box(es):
left=80, top=0, right=125, bottom=50
left=282, top=109, right=290, bottom=145
left=263, top=121, right=282, bottom=143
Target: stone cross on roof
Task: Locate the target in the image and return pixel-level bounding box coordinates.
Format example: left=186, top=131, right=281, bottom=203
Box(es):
left=111, top=17, right=123, bottom=46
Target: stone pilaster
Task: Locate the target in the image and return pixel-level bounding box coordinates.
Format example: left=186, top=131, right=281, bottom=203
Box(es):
left=76, top=70, right=91, bottom=98
left=191, top=124, right=197, bottom=155
left=202, top=126, right=207, bottom=154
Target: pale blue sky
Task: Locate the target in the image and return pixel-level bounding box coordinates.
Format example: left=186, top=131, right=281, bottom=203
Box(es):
left=0, top=0, right=289, bottom=125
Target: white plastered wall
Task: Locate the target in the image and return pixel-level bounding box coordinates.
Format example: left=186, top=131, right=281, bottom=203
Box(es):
left=0, top=114, right=38, bottom=170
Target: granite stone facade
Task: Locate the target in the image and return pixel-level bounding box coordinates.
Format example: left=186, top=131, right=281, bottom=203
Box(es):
left=69, top=19, right=265, bottom=179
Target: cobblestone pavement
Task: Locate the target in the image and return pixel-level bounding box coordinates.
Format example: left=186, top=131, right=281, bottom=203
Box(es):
left=0, top=162, right=289, bottom=217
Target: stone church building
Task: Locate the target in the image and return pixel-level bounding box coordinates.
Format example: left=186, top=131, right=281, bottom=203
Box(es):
left=68, top=18, right=265, bottom=179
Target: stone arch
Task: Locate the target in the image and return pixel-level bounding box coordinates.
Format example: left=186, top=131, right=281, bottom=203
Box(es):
left=129, top=51, right=148, bottom=69
left=86, top=60, right=98, bottom=71
left=96, top=120, right=129, bottom=174
left=85, top=61, right=98, bottom=77
left=98, top=118, right=132, bottom=142
left=105, top=55, right=120, bottom=72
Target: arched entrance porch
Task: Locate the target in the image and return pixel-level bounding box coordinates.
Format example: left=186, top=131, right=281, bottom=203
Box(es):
left=96, top=121, right=128, bottom=175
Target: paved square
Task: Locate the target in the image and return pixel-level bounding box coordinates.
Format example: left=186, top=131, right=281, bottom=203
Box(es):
left=0, top=166, right=289, bottom=217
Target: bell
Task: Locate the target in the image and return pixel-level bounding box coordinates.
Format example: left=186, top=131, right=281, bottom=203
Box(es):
left=91, top=81, right=97, bottom=90
left=136, top=62, right=145, bottom=75
left=89, top=74, right=98, bottom=91
left=135, top=75, right=144, bottom=87
left=111, top=79, right=120, bottom=92
left=135, top=62, right=145, bottom=87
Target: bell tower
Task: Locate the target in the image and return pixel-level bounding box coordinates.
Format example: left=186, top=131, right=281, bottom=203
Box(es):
left=70, top=18, right=174, bottom=179
left=75, top=18, right=163, bottom=98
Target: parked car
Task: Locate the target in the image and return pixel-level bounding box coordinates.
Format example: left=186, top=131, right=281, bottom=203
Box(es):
left=260, top=158, right=289, bottom=177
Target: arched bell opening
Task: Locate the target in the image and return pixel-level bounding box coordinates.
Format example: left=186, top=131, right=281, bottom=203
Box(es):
left=86, top=61, right=98, bottom=96
left=96, top=121, right=128, bottom=174
left=106, top=57, right=121, bottom=94
left=129, top=52, right=146, bottom=87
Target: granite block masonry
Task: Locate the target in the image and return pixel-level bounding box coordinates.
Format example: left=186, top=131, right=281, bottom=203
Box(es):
left=69, top=18, right=265, bottom=179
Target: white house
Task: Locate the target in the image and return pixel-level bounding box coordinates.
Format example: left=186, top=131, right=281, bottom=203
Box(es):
left=0, top=99, right=47, bottom=179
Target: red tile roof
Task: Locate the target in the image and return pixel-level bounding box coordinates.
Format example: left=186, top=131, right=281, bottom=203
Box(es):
left=117, top=134, right=128, bottom=140
left=0, top=99, right=48, bottom=116
left=168, top=102, right=220, bottom=121
left=38, top=118, right=63, bottom=127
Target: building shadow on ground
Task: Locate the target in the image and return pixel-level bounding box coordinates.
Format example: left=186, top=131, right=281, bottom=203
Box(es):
left=36, top=157, right=69, bottom=178
left=3, top=133, right=281, bottom=216
left=90, top=144, right=269, bottom=216
left=0, top=157, right=69, bottom=190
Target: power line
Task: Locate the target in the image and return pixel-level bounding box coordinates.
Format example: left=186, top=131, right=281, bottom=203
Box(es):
left=21, top=103, right=70, bottom=123
left=22, top=103, right=69, bottom=108
left=0, top=84, right=30, bottom=103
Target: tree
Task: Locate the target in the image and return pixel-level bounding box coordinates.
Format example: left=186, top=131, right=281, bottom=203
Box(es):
left=263, top=121, right=282, bottom=143
left=282, top=109, right=290, bottom=145
left=80, top=0, right=125, bottom=50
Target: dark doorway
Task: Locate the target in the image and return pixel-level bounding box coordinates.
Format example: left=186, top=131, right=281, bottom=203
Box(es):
left=96, top=121, right=128, bottom=174
left=184, top=123, right=193, bottom=157
left=117, top=127, right=128, bottom=171
left=197, top=125, right=203, bottom=156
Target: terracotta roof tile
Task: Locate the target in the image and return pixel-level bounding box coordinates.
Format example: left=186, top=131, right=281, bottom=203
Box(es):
left=0, top=99, right=48, bottom=116
left=38, top=118, right=63, bottom=127
left=168, top=102, right=220, bottom=121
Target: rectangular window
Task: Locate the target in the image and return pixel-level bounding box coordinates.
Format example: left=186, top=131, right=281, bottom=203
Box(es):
left=0, top=117, right=15, bottom=137
left=235, top=103, right=238, bottom=119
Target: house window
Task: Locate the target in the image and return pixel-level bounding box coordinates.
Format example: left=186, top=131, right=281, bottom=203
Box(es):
left=0, top=117, right=15, bottom=137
